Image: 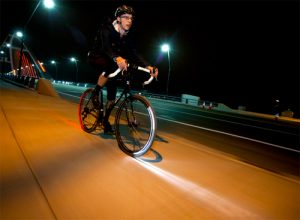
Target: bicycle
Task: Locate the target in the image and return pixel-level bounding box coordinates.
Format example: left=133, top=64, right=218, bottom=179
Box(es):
left=78, top=63, right=157, bottom=157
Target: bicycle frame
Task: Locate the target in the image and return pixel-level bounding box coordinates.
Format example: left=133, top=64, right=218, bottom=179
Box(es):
left=103, top=72, right=137, bottom=124
left=78, top=62, right=157, bottom=156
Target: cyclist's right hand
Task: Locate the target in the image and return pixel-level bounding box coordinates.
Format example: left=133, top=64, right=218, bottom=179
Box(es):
left=146, top=66, right=158, bottom=80
left=115, top=56, right=127, bottom=71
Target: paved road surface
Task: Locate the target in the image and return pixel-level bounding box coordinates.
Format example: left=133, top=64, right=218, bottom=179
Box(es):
left=56, top=83, right=300, bottom=177
left=1, top=80, right=299, bottom=219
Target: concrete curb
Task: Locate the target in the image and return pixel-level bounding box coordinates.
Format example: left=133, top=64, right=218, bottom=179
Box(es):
left=1, top=76, right=59, bottom=98
left=36, top=78, right=59, bottom=97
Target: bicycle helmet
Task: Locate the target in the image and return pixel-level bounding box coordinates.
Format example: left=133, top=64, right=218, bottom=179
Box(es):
left=114, top=5, right=135, bottom=17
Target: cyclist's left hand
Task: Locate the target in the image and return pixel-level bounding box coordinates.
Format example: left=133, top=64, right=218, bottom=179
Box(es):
left=147, top=66, right=158, bottom=79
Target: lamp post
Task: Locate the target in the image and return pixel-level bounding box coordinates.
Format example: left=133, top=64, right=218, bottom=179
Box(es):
left=0, top=50, right=4, bottom=74
left=51, top=60, right=57, bottom=79
left=161, top=43, right=171, bottom=95
left=16, top=31, right=24, bottom=77
left=70, top=57, right=78, bottom=82
left=17, top=0, right=55, bottom=77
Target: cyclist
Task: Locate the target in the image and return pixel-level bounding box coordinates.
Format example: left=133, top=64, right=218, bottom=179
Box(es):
left=87, top=4, right=158, bottom=134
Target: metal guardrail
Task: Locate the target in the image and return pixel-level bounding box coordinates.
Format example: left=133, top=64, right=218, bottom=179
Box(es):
left=1, top=72, right=38, bottom=89
left=2, top=75, right=299, bottom=121
left=51, top=79, right=220, bottom=110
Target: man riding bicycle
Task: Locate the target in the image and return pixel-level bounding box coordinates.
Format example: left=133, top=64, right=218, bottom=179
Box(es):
left=88, top=4, right=158, bottom=134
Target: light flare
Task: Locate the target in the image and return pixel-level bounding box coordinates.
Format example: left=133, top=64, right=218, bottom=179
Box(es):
left=135, top=158, right=262, bottom=219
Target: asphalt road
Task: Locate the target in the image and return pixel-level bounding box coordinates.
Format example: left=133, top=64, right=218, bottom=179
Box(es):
left=1, top=80, right=299, bottom=219
left=54, top=83, right=300, bottom=178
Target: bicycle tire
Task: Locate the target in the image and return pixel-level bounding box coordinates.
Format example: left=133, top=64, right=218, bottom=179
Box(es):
left=115, top=94, right=157, bottom=157
left=78, top=88, right=100, bottom=133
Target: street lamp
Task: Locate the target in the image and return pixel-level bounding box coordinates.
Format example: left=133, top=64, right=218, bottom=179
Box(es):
left=70, top=57, right=78, bottom=82
left=16, top=31, right=23, bottom=38
left=161, top=43, right=171, bottom=95
left=51, top=60, right=58, bottom=79
left=0, top=50, right=5, bottom=74
left=17, top=0, right=55, bottom=77
left=43, top=0, right=55, bottom=8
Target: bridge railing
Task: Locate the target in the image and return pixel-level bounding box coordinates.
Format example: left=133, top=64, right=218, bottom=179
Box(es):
left=0, top=71, right=39, bottom=89
left=51, top=80, right=222, bottom=111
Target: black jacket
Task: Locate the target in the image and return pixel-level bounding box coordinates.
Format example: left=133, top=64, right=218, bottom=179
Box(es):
left=89, top=18, right=148, bottom=70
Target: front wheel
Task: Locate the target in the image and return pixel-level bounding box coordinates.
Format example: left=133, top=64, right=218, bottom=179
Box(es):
left=115, top=94, right=157, bottom=157
left=78, top=88, right=101, bottom=132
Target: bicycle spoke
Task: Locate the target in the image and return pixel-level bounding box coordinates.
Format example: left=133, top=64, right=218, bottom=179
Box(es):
left=115, top=94, right=156, bottom=157
left=78, top=88, right=102, bottom=132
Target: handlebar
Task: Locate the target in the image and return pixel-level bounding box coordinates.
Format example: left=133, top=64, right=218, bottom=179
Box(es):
left=106, top=63, right=155, bottom=86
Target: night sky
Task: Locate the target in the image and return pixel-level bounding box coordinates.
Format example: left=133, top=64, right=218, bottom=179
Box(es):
left=1, top=0, right=299, bottom=116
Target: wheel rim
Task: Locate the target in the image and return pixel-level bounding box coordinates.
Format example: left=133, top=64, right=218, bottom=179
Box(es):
left=115, top=96, right=156, bottom=156
left=78, top=89, right=99, bottom=132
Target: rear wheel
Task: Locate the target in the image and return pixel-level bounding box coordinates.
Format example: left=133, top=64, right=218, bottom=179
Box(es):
left=78, top=88, right=101, bottom=132
left=115, top=94, right=156, bottom=157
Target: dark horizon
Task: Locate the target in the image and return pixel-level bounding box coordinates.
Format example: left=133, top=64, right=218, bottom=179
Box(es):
left=1, top=0, right=299, bottom=116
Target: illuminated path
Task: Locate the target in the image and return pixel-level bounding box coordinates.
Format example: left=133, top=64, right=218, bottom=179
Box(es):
left=1, top=80, right=299, bottom=219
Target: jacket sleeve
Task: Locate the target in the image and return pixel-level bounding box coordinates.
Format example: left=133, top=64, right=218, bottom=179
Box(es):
left=130, top=48, right=149, bottom=67
left=101, top=26, right=119, bottom=60
left=127, top=35, right=149, bottom=67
